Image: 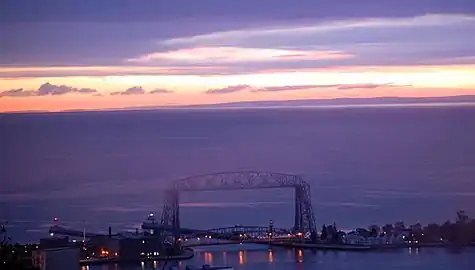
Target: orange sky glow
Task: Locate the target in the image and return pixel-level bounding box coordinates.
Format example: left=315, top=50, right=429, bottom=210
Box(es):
left=1, top=64, right=475, bottom=112
left=2, top=14, right=475, bottom=112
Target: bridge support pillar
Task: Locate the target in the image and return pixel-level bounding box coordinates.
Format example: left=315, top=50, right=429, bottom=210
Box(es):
left=161, top=189, right=180, bottom=240
left=294, top=187, right=305, bottom=233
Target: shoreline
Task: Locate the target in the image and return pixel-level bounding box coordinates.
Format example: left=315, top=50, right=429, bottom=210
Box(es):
left=265, top=241, right=475, bottom=251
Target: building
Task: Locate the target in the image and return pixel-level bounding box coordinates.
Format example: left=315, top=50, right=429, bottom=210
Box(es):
left=118, top=235, right=164, bottom=261
left=32, top=247, right=80, bottom=270
left=85, top=232, right=165, bottom=261
left=39, top=236, right=69, bottom=249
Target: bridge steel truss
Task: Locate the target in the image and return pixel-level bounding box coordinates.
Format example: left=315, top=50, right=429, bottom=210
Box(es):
left=207, top=226, right=290, bottom=235
left=160, top=171, right=317, bottom=237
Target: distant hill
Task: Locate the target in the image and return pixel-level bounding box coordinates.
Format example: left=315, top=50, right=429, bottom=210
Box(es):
left=3, top=95, right=475, bottom=114
left=174, top=95, right=475, bottom=109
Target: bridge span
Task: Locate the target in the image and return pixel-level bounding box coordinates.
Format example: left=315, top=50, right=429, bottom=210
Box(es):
left=50, top=223, right=293, bottom=241
left=160, top=171, right=317, bottom=239
left=180, top=238, right=290, bottom=247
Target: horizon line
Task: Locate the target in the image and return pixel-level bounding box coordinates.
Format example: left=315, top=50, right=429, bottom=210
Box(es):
left=2, top=94, right=475, bottom=114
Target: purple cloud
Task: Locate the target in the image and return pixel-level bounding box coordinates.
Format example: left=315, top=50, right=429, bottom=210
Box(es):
left=37, top=82, right=98, bottom=96
left=0, top=88, right=37, bottom=97
left=337, top=83, right=410, bottom=90
left=76, top=87, right=97, bottom=93
left=252, top=85, right=339, bottom=92
left=150, top=89, right=173, bottom=94
left=111, top=86, right=145, bottom=95
left=1, top=14, right=475, bottom=77
left=110, top=86, right=174, bottom=95
left=206, top=84, right=251, bottom=94
left=0, top=83, right=98, bottom=97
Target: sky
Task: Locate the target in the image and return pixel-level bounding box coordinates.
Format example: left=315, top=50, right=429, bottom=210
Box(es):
left=1, top=0, right=475, bottom=112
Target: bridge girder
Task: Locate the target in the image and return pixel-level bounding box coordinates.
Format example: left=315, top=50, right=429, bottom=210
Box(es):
left=160, top=171, right=317, bottom=235
left=207, top=226, right=290, bottom=235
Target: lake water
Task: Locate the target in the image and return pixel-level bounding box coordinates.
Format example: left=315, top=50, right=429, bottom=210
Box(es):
left=1, top=105, right=475, bottom=268
left=83, top=244, right=475, bottom=270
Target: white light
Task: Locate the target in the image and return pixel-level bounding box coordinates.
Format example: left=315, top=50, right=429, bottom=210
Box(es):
left=142, top=240, right=145, bottom=244
left=72, top=240, right=76, bottom=243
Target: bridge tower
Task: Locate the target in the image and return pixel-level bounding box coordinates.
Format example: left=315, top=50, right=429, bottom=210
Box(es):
left=160, top=189, right=180, bottom=239
left=268, top=219, right=274, bottom=239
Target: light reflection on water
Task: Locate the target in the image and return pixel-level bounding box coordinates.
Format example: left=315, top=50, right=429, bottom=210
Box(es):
left=86, top=244, right=475, bottom=270
left=203, top=251, right=213, bottom=265
left=238, top=250, right=245, bottom=265
left=268, top=248, right=273, bottom=263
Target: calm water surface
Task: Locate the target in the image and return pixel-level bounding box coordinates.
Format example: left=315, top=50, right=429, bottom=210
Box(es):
left=87, top=244, right=475, bottom=270
left=1, top=106, right=475, bottom=268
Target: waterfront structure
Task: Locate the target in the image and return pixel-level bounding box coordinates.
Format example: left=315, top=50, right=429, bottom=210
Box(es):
left=32, top=247, right=79, bottom=270
left=342, top=230, right=410, bottom=245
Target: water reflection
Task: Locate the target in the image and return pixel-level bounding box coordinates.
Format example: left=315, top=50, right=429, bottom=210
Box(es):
left=204, top=251, right=214, bottom=265
left=296, top=249, right=303, bottom=263
left=222, top=251, right=227, bottom=264
left=100, top=264, right=119, bottom=270
left=268, top=249, right=274, bottom=263
left=238, top=250, right=245, bottom=265
left=184, top=245, right=475, bottom=270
